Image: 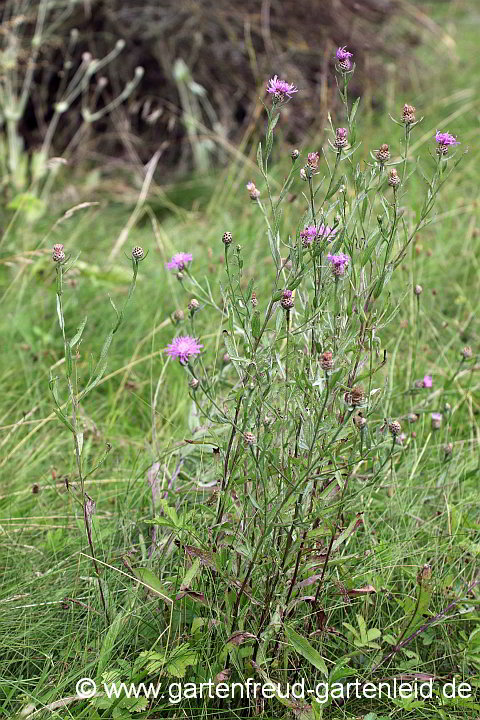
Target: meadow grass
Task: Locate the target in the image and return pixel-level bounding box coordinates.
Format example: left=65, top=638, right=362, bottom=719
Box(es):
left=0, top=3, right=479, bottom=719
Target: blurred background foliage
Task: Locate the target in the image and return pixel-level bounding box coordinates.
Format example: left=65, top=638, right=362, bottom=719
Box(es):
left=1, top=0, right=459, bottom=183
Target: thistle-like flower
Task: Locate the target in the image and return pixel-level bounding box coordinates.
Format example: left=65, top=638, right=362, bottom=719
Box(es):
left=244, top=432, right=256, bottom=446
left=307, top=152, right=320, bottom=171
left=435, top=130, right=460, bottom=156
left=222, top=231, right=233, bottom=246
left=327, top=252, right=350, bottom=277
left=266, top=75, right=298, bottom=101
left=166, top=252, right=193, bottom=271
left=281, top=289, right=294, bottom=310
left=165, top=335, right=203, bottom=365
left=461, top=346, right=473, bottom=359
left=188, top=298, right=200, bottom=313
left=431, top=412, right=442, bottom=430
left=336, top=46, right=353, bottom=71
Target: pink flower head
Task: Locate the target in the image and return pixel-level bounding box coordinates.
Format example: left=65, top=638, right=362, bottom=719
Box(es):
left=166, top=252, right=193, bottom=271
left=422, top=374, right=433, bottom=388
left=300, top=225, right=318, bottom=246
left=435, top=131, right=459, bottom=147
left=336, top=46, right=353, bottom=70
left=327, top=252, right=350, bottom=276
left=246, top=181, right=261, bottom=200
left=300, top=224, right=337, bottom=247
left=266, top=75, right=298, bottom=100
left=336, top=46, right=353, bottom=61
left=317, top=224, right=337, bottom=241
left=166, top=335, right=203, bottom=365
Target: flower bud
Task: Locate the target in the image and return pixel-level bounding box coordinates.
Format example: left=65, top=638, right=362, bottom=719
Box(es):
left=131, top=245, right=145, bottom=260
left=389, top=420, right=402, bottom=436
left=222, top=231, right=233, bottom=246
left=402, top=103, right=416, bottom=124
left=244, top=432, right=256, bottom=446
left=408, top=413, right=418, bottom=423
left=414, top=284, right=423, bottom=296
left=320, top=351, right=333, bottom=372
left=188, top=298, right=200, bottom=312
left=376, top=143, right=390, bottom=164
left=173, top=309, right=185, bottom=323
left=431, top=412, right=442, bottom=430
left=281, top=289, right=294, bottom=310
left=461, top=346, right=473, bottom=359
left=334, top=127, right=348, bottom=150
left=251, top=292, right=258, bottom=308
left=189, top=377, right=200, bottom=390
left=291, top=148, right=300, bottom=161
left=246, top=181, right=260, bottom=200
left=388, top=168, right=400, bottom=188
left=52, top=244, right=65, bottom=263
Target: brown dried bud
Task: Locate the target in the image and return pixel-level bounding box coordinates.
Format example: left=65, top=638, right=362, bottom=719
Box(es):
left=402, top=103, right=416, bottom=124
left=388, top=420, right=402, bottom=436
left=376, top=143, right=391, bottom=163
left=320, top=351, right=333, bottom=372
left=388, top=168, right=400, bottom=188
left=353, top=413, right=367, bottom=430
left=173, top=309, right=185, bottom=323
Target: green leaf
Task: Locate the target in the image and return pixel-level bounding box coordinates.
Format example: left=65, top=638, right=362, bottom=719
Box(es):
left=350, top=96, right=361, bottom=126
left=251, top=310, right=261, bottom=338
left=285, top=626, right=328, bottom=676
left=97, top=612, right=124, bottom=677
left=257, top=142, right=264, bottom=173
left=132, top=568, right=172, bottom=603
left=69, top=316, right=88, bottom=349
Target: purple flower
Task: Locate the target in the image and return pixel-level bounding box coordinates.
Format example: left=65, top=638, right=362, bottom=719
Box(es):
left=423, top=374, right=433, bottom=388
left=165, top=335, right=203, bottom=365
left=336, top=46, right=353, bottom=61
left=327, top=252, right=350, bottom=277
left=246, top=181, right=261, bottom=200
left=166, top=252, right=193, bottom=271
left=336, top=46, right=353, bottom=70
left=266, top=75, right=298, bottom=99
left=435, top=131, right=459, bottom=147
left=431, top=412, right=443, bottom=430
left=300, top=224, right=337, bottom=247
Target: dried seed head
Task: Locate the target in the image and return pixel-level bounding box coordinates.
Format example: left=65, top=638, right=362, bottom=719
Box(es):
left=131, top=245, right=145, bottom=260
left=376, top=143, right=391, bottom=164
left=188, top=298, right=200, bottom=312
left=52, top=244, right=65, bottom=263
left=173, top=309, right=185, bottom=323
left=388, top=168, right=400, bottom=188
left=351, top=386, right=365, bottom=406
left=189, top=377, right=200, bottom=390
left=414, top=284, right=423, bottom=296
left=251, top=291, right=258, bottom=308
left=389, top=420, right=402, bottom=436
left=222, top=231, right=233, bottom=246
left=461, top=346, right=473, bottom=359
left=320, top=351, right=333, bottom=372
left=244, top=432, right=256, bottom=446
left=402, top=103, right=416, bottom=124
left=281, top=289, right=294, bottom=310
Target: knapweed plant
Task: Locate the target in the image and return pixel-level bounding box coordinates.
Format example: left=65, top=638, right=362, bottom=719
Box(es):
left=50, top=243, right=146, bottom=621
left=152, top=46, right=466, bottom=703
